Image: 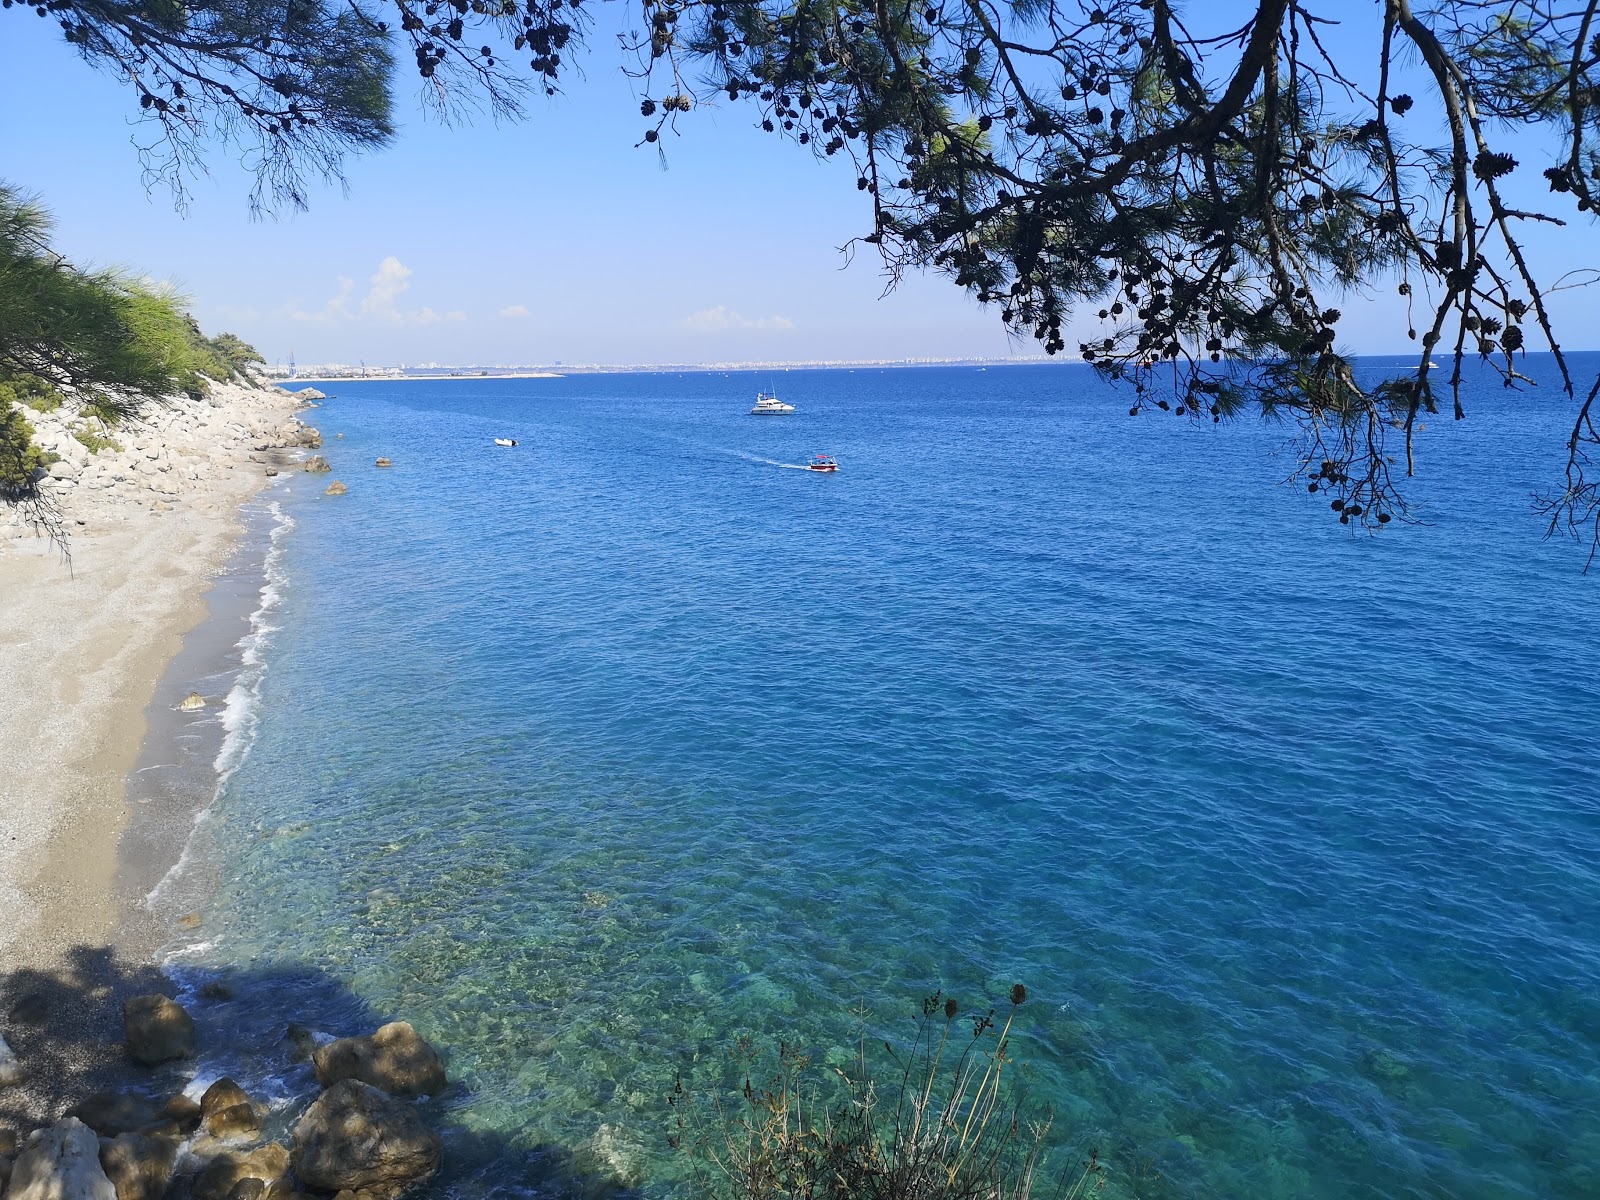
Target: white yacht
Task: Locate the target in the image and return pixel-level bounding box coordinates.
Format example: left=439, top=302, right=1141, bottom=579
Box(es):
left=750, top=392, right=795, bottom=415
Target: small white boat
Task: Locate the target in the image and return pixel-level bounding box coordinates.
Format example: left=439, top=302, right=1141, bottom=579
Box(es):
left=805, top=454, right=839, bottom=472
left=494, top=438, right=518, bottom=447
left=750, top=392, right=794, bottom=415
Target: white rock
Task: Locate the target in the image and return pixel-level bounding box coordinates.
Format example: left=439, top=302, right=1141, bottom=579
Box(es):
left=9, top=1118, right=117, bottom=1200
left=0, top=1030, right=24, bottom=1087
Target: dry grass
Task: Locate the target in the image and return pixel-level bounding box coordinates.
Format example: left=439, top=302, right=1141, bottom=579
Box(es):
left=671, top=986, right=1111, bottom=1200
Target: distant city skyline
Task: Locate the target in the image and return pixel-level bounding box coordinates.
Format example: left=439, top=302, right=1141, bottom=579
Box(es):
left=5, top=11, right=1596, bottom=368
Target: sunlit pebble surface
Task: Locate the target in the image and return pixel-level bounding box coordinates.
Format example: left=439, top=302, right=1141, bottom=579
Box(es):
left=176, top=361, right=1600, bottom=1199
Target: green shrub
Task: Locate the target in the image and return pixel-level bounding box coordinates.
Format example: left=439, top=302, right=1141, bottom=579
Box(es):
left=0, top=406, right=49, bottom=494
left=0, top=374, right=62, bottom=412
left=73, top=426, right=122, bottom=455
left=671, top=986, right=1110, bottom=1200
left=205, top=331, right=267, bottom=380
left=1, top=183, right=262, bottom=420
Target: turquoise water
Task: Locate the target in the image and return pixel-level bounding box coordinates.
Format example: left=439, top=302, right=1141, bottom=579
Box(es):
left=196, top=362, right=1600, bottom=1198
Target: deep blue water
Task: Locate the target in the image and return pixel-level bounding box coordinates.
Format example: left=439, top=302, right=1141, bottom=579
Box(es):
left=195, top=360, right=1600, bottom=1198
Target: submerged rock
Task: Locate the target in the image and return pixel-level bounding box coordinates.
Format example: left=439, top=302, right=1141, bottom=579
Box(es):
left=98, top=1132, right=177, bottom=1200
left=285, top=1023, right=319, bottom=1064
left=9, top=1118, right=116, bottom=1200
left=374, top=458, right=392, bottom=468
left=291, top=1080, right=441, bottom=1198
left=325, top=480, right=347, bottom=496
left=200, top=1078, right=261, bottom=1140
left=190, top=1142, right=289, bottom=1200
left=579, top=1123, right=647, bottom=1189
left=312, top=1022, right=447, bottom=1099
left=122, top=995, right=195, bottom=1065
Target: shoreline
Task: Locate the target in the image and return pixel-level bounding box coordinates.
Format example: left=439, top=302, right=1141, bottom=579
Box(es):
left=116, top=496, right=294, bottom=967
left=0, top=381, right=307, bottom=1115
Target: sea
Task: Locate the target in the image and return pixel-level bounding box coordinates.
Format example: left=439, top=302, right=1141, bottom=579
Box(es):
left=160, top=358, right=1600, bottom=1200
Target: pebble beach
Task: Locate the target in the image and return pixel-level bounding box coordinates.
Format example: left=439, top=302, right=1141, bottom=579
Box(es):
left=0, top=381, right=305, bottom=978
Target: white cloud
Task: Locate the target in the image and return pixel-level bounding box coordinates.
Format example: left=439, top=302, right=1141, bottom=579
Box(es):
left=682, top=305, right=795, bottom=333
left=499, top=304, right=531, bottom=318
left=288, top=257, right=463, bottom=326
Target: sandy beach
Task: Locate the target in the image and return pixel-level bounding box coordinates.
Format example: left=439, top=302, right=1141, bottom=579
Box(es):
left=0, top=382, right=306, bottom=980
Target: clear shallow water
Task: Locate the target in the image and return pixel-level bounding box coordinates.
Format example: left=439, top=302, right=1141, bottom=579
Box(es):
left=195, top=361, right=1599, bottom=1198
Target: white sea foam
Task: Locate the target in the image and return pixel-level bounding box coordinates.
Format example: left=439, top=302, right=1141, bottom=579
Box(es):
left=146, top=499, right=295, bottom=918
left=214, top=499, right=295, bottom=782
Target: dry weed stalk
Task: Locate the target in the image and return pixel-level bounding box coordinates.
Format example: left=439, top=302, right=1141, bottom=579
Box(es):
left=670, top=985, right=1112, bottom=1200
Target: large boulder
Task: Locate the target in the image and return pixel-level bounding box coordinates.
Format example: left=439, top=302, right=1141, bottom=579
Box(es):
left=0, top=1031, right=23, bottom=1088
left=98, top=1133, right=178, bottom=1200
left=66, top=1094, right=161, bottom=1138
left=9, top=1118, right=116, bottom=1200
left=290, top=1081, right=440, bottom=1198
left=190, top=1143, right=290, bottom=1200
left=312, top=1023, right=447, bottom=1099
left=144, top=1094, right=203, bottom=1139
left=200, top=1078, right=261, bottom=1140
left=122, top=995, right=195, bottom=1065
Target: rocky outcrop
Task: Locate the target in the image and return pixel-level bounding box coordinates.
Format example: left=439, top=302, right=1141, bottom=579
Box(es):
left=0, top=1031, right=23, bottom=1088
left=324, top=480, right=347, bottom=496
left=290, top=1080, right=441, bottom=1198
left=199, top=1078, right=261, bottom=1140
left=3, top=381, right=310, bottom=541
left=303, top=455, right=331, bottom=473
left=98, top=1133, right=178, bottom=1200
left=179, top=692, right=206, bottom=712
left=294, top=388, right=327, bottom=402
left=311, top=1022, right=447, bottom=1099
left=121, top=995, right=195, bottom=1065
left=9, top=1118, right=116, bottom=1200
left=190, top=1142, right=289, bottom=1200
left=374, top=458, right=392, bottom=468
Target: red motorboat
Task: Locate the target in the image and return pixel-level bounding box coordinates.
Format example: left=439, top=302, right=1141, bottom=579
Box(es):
left=806, top=454, right=839, bottom=472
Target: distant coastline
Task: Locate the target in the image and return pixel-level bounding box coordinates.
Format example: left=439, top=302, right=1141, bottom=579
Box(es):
left=268, top=356, right=1074, bottom=382
left=284, top=370, right=565, bottom=384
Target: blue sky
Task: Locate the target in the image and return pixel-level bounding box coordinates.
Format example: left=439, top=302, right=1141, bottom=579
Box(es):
left=3, top=4, right=1596, bottom=368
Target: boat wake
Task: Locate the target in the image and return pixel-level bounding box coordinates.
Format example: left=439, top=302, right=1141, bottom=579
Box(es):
left=712, top=447, right=810, bottom=470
